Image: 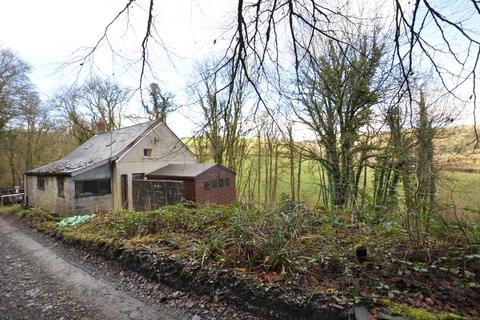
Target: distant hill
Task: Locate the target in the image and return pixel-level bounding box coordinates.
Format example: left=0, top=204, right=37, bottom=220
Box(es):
left=435, top=125, right=480, bottom=172
left=182, top=125, right=480, bottom=173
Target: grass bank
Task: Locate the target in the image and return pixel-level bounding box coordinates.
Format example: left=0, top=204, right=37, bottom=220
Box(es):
left=2, top=203, right=479, bottom=319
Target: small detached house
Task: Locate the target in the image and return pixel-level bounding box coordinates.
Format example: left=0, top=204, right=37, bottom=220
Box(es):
left=146, top=163, right=236, bottom=205
left=24, top=120, right=196, bottom=215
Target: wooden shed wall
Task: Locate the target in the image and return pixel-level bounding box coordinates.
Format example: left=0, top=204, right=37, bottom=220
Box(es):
left=184, top=180, right=196, bottom=202
left=194, top=167, right=236, bottom=205
left=146, top=176, right=196, bottom=202
left=132, top=179, right=184, bottom=211
left=147, top=165, right=236, bottom=205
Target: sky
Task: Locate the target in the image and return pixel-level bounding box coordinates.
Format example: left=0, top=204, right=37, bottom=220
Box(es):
left=0, top=0, right=236, bottom=137
left=1, top=0, right=479, bottom=138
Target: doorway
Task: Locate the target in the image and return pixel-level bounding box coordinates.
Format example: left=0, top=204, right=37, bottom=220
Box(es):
left=121, top=174, right=128, bottom=209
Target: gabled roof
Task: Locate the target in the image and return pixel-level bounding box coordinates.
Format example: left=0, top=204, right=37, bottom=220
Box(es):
left=147, top=163, right=234, bottom=178
left=27, top=120, right=161, bottom=176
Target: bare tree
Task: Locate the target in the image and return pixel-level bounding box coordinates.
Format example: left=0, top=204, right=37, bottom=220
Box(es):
left=192, top=62, right=250, bottom=172
left=0, top=49, right=33, bottom=136
left=0, top=95, right=61, bottom=186
left=81, top=75, right=130, bottom=131
left=18, top=90, right=42, bottom=171
left=50, top=86, right=95, bottom=144
left=51, top=75, right=130, bottom=144
left=0, top=48, right=49, bottom=184
left=75, top=1, right=479, bottom=146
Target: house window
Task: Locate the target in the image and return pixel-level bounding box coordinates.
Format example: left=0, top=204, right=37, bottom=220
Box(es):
left=224, top=177, right=230, bottom=186
left=143, top=148, right=152, bottom=158
left=75, top=179, right=111, bottom=198
left=219, top=178, right=224, bottom=188
left=132, top=173, right=145, bottom=180
left=57, top=177, right=64, bottom=198
left=37, top=177, right=45, bottom=190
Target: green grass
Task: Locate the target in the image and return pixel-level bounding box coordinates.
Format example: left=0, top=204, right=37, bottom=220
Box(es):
left=233, top=154, right=480, bottom=224
left=0, top=204, right=20, bottom=215
left=437, top=172, right=480, bottom=221
left=383, top=300, right=466, bottom=320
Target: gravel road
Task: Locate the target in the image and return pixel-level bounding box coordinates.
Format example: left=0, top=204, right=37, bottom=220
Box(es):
left=0, top=216, right=262, bottom=320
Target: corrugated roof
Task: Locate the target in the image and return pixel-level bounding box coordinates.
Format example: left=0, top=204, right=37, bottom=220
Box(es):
left=147, top=163, right=219, bottom=178
left=27, top=121, right=158, bottom=175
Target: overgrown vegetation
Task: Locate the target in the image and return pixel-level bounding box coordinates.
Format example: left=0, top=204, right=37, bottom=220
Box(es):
left=5, top=201, right=479, bottom=318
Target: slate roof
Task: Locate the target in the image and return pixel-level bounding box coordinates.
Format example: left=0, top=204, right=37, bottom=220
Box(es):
left=147, top=163, right=220, bottom=178
left=27, top=121, right=159, bottom=175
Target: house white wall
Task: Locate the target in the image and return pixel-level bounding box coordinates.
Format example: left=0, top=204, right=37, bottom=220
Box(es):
left=112, top=122, right=195, bottom=210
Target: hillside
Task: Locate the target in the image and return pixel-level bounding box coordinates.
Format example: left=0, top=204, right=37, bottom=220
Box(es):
left=435, top=125, right=480, bottom=172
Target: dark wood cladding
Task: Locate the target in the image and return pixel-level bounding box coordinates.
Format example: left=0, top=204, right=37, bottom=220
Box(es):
left=184, top=180, right=196, bottom=202
left=147, top=165, right=236, bottom=205
left=194, top=167, right=236, bottom=205
left=132, top=180, right=184, bottom=211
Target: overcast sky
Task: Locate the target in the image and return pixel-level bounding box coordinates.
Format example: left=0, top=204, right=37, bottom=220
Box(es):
left=1, top=0, right=478, bottom=138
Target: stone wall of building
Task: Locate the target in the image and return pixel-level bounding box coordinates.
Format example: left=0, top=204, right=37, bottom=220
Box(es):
left=25, top=175, right=71, bottom=215
left=25, top=175, right=113, bottom=216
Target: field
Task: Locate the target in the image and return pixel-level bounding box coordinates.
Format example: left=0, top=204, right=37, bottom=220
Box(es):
left=437, top=171, right=480, bottom=223
left=187, top=125, right=480, bottom=224
left=231, top=154, right=480, bottom=223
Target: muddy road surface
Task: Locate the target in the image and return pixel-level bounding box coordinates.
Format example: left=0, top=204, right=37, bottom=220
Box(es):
left=0, top=216, right=261, bottom=320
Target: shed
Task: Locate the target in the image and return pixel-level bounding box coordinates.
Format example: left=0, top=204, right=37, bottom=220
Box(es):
left=146, top=163, right=236, bottom=205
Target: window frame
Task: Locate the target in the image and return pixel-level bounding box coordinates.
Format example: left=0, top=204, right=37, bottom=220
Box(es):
left=75, top=179, right=111, bottom=198
left=37, top=177, right=45, bottom=190
left=203, top=181, right=211, bottom=191
left=203, top=177, right=231, bottom=191
left=143, top=148, right=152, bottom=158
left=57, top=176, right=64, bottom=198
left=211, top=179, right=218, bottom=189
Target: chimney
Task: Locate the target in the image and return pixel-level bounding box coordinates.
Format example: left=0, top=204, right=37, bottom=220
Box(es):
left=96, top=118, right=106, bottom=133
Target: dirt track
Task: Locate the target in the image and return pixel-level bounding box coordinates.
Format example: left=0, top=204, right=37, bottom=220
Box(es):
left=0, top=216, right=179, bottom=320
left=0, top=216, right=261, bottom=320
